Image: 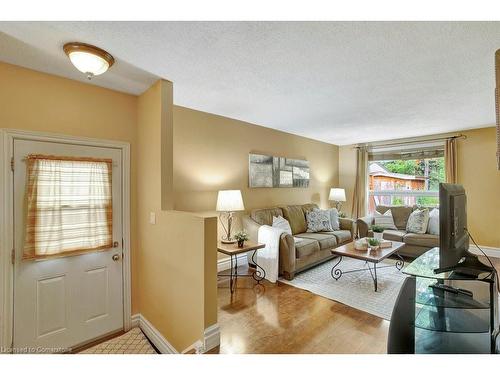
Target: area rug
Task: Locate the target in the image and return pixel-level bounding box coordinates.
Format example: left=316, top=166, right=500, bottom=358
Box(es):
left=81, top=327, right=157, bottom=354
left=279, top=257, right=407, bottom=320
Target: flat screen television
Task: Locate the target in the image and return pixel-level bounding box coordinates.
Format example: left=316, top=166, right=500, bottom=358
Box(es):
left=438, top=183, right=469, bottom=271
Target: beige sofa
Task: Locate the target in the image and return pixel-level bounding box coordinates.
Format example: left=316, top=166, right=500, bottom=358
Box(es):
left=242, top=203, right=355, bottom=280
left=357, top=205, right=438, bottom=258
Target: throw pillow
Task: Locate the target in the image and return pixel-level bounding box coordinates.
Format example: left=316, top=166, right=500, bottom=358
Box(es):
left=272, top=215, right=292, bottom=235
left=328, top=208, right=340, bottom=231
left=427, top=208, right=439, bottom=235
left=373, top=210, right=397, bottom=230
left=406, top=208, right=430, bottom=234
left=306, top=210, right=333, bottom=232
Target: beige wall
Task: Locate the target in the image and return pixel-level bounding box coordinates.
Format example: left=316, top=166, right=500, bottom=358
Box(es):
left=338, top=127, right=500, bottom=248
left=173, top=106, right=340, bottom=241
left=136, top=82, right=217, bottom=352
left=456, top=127, right=500, bottom=248
left=0, top=61, right=140, bottom=313
left=0, top=63, right=218, bottom=351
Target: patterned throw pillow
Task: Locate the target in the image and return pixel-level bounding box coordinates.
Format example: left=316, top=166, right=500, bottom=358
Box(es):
left=272, top=215, right=292, bottom=235
left=406, top=208, right=430, bottom=234
left=306, top=210, right=333, bottom=232
left=373, top=210, right=397, bottom=230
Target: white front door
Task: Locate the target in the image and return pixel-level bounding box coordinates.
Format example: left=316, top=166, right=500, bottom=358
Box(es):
left=12, top=139, right=123, bottom=352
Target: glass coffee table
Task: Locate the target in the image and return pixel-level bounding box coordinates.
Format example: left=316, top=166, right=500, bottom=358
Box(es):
left=330, top=239, right=405, bottom=291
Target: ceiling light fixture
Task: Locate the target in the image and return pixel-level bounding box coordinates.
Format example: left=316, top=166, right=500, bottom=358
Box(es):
left=63, top=42, right=114, bottom=80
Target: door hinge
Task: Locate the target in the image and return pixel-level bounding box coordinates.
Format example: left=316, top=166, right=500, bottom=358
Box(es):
left=11, top=248, right=15, bottom=265
left=10, top=157, right=14, bottom=172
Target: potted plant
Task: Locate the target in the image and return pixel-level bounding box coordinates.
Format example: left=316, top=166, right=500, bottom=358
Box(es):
left=367, top=237, right=381, bottom=251
left=371, top=225, right=384, bottom=241
left=234, top=230, right=249, bottom=248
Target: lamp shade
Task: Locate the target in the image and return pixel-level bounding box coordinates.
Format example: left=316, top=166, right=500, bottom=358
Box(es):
left=329, top=188, right=346, bottom=202
left=216, top=190, right=245, bottom=212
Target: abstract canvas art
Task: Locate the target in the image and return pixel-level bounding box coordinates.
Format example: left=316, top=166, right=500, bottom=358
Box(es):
left=249, top=153, right=310, bottom=188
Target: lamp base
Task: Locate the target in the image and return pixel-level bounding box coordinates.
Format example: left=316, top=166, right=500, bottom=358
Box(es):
left=221, top=238, right=237, bottom=244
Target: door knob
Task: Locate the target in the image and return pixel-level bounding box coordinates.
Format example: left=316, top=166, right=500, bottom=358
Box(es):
left=112, top=254, right=120, bottom=261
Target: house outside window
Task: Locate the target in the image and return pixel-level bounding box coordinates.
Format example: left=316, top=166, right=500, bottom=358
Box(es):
left=367, top=142, right=445, bottom=213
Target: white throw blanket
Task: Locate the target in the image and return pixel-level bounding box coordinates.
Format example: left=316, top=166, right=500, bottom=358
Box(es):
left=257, top=225, right=286, bottom=283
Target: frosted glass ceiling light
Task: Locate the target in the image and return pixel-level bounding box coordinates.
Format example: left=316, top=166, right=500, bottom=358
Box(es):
left=63, top=42, right=114, bottom=80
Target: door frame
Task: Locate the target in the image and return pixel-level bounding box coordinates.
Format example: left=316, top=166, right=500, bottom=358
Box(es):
left=0, top=129, right=132, bottom=350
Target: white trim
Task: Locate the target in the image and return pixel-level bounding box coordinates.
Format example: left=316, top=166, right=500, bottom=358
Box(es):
left=131, top=313, right=141, bottom=328
left=134, top=314, right=178, bottom=354
left=202, top=324, right=220, bottom=353
left=369, top=190, right=439, bottom=197
left=181, top=340, right=204, bottom=354
left=217, top=253, right=248, bottom=272
left=180, top=324, right=220, bottom=354
left=0, top=129, right=132, bottom=350
left=468, top=245, right=500, bottom=259
left=132, top=314, right=220, bottom=354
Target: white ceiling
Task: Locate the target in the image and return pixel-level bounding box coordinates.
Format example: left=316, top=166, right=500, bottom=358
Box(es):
left=0, top=21, right=499, bottom=145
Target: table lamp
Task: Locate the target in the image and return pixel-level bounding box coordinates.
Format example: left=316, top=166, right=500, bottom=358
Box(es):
left=329, top=188, right=346, bottom=211
left=216, top=190, right=245, bottom=243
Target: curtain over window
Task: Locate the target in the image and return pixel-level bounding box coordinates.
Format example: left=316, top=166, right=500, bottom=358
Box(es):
left=351, top=146, right=368, bottom=219
left=23, top=155, right=113, bottom=260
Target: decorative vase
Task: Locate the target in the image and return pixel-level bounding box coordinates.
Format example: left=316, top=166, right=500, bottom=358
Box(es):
left=373, top=231, right=384, bottom=241
left=237, top=239, right=244, bottom=248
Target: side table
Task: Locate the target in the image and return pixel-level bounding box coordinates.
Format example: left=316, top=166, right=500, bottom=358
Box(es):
left=217, top=241, right=266, bottom=294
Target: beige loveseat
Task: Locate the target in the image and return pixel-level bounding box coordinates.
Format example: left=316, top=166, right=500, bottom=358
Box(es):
left=357, top=205, right=439, bottom=258
left=242, top=203, right=355, bottom=280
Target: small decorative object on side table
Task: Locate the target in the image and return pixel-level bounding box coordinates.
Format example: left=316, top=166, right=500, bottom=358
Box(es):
left=371, top=225, right=384, bottom=240
left=233, top=230, right=249, bottom=248
left=217, top=241, right=266, bottom=294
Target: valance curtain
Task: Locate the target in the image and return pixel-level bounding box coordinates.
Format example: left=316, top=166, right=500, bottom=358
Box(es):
left=351, top=146, right=368, bottom=220
left=23, top=155, right=113, bottom=260
left=444, top=139, right=458, bottom=184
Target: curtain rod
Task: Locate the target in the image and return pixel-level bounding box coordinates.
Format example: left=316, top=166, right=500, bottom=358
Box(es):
left=353, top=134, right=466, bottom=149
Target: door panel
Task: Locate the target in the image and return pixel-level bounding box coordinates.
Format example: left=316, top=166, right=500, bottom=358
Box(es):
left=13, top=139, right=123, bottom=351
left=36, top=275, right=67, bottom=338
left=83, top=266, right=109, bottom=322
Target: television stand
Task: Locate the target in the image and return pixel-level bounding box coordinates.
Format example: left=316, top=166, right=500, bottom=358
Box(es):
left=388, top=247, right=498, bottom=354
left=433, top=251, right=494, bottom=276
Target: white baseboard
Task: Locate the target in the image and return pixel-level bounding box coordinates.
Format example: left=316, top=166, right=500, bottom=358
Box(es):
left=217, top=253, right=249, bottom=272
left=131, top=313, right=177, bottom=354
left=469, top=245, right=500, bottom=259
left=131, top=314, right=220, bottom=354
left=131, top=313, right=140, bottom=328
left=203, top=324, right=220, bottom=353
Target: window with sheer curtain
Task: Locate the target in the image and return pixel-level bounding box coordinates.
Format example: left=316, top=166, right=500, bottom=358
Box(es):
left=23, top=155, right=113, bottom=260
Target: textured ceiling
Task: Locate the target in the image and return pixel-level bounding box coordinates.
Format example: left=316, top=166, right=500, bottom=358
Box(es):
left=0, top=21, right=499, bottom=145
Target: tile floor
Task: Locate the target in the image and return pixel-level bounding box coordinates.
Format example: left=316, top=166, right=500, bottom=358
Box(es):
left=81, top=327, right=157, bottom=354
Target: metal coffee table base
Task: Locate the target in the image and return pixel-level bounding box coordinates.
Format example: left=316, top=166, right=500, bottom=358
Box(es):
left=330, top=253, right=404, bottom=292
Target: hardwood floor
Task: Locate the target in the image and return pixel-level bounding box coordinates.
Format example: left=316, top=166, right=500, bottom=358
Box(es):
left=215, top=265, right=390, bottom=354
left=215, top=257, right=500, bottom=354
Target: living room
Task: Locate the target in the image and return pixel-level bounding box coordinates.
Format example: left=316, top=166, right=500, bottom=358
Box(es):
left=1, top=2, right=500, bottom=373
